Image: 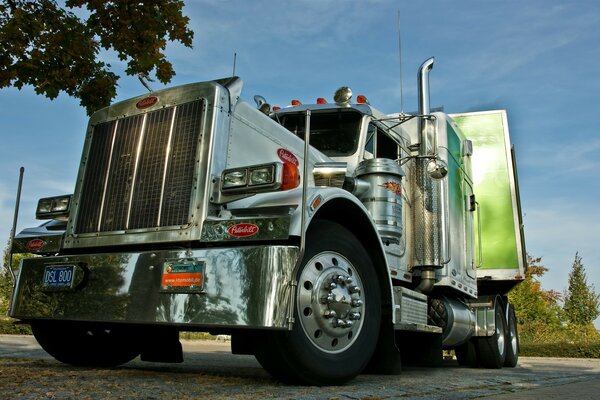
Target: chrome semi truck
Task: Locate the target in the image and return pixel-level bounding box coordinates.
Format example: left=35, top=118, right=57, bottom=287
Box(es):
left=6, top=58, right=526, bottom=385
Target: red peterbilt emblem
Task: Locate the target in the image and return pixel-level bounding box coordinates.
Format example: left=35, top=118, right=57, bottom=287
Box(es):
left=277, top=148, right=299, bottom=166
left=227, top=223, right=259, bottom=238
left=380, top=181, right=402, bottom=196
left=25, top=238, right=46, bottom=251
left=135, top=96, right=159, bottom=109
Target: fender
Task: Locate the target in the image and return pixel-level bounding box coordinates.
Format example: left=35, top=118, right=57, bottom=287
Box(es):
left=290, top=187, right=394, bottom=323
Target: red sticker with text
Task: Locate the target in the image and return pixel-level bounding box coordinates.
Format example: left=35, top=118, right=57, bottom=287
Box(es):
left=277, top=148, right=299, bottom=166
left=136, top=96, right=159, bottom=109
left=26, top=239, right=46, bottom=251
left=227, top=223, right=259, bottom=238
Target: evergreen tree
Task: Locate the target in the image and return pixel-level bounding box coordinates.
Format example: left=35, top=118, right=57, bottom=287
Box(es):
left=563, top=253, right=599, bottom=326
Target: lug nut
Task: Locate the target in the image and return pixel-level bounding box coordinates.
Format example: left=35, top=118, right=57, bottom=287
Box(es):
left=334, top=319, right=347, bottom=328
left=344, top=276, right=354, bottom=285
left=321, top=294, right=335, bottom=304
left=349, top=312, right=361, bottom=320
left=349, top=285, right=360, bottom=294
left=324, top=310, right=337, bottom=319
left=351, top=299, right=363, bottom=307
left=327, top=282, right=338, bottom=290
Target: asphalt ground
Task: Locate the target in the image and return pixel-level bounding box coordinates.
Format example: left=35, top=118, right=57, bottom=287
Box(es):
left=0, top=335, right=599, bottom=399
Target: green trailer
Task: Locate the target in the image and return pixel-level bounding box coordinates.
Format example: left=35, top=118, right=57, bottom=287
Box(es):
left=451, top=110, right=526, bottom=294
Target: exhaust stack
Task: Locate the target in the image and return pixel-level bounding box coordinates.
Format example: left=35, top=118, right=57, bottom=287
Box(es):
left=417, top=57, right=434, bottom=154
left=418, top=57, right=434, bottom=117
left=412, top=57, right=444, bottom=281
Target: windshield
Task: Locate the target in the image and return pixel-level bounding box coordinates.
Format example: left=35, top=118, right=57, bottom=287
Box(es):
left=276, top=110, right=362, bottom=157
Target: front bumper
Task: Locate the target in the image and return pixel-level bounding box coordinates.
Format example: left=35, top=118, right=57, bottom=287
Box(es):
left=10, top=245, right=298, bottom=329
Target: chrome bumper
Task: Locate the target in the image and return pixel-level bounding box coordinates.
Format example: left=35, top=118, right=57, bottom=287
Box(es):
left=10, top=245, right=298, bottom=329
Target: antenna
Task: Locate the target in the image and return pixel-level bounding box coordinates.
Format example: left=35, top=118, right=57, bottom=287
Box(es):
left=397, top=10, right=404, bottom=115
left=232, top=52, right=237, bottom=76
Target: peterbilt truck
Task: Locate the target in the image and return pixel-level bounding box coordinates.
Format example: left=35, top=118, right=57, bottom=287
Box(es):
left=6, top=58, right=525, bottom=385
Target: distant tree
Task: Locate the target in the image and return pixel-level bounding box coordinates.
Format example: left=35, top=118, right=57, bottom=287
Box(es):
left=563, top=253, right=599, bottom=326
left=1, top=241, right=33, bottom=315
left=508, top=254, right=565, bottom=342
left=0, top=0, right=194, bottom=114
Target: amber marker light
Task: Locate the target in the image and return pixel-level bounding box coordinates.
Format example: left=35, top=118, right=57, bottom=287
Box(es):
left=356, top=95, right=368, bottom=104
left=281, top=163, right=301, bottom=191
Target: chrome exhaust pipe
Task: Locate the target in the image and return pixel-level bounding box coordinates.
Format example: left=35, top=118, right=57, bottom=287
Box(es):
left=418, top=57, right=434, bottom=117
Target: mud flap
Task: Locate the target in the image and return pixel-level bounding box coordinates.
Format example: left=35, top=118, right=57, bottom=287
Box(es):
left=140, top=328, right=183, bottom=363
left=398, top=331, right=443, bottom=367
left=363, top=320, right=402, bottom=374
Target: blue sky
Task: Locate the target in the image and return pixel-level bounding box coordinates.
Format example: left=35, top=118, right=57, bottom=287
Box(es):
left=1, top=0, right=599, bottom=314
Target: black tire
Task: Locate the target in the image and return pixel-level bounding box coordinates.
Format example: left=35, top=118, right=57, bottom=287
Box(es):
left=476, top=301, right=507, bottom=368
left=503, top=304, right=519, bottom=367
left=455, top=339, right=478, bottom=367
left=31, top=321, right=140, bottom=367
left=254, top=220, right=381, bottom=385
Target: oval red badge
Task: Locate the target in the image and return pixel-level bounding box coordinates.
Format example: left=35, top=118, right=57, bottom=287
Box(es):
left=277, top=148, right=299, bottom=166
left=25, top=239, right=46, bottom=251
left=227, top=223, right=259, bottom=238
left=135, top=96, right=159, bottom=109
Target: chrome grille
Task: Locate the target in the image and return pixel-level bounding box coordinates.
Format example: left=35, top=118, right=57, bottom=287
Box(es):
left=75, top=99, right=204, bottom=234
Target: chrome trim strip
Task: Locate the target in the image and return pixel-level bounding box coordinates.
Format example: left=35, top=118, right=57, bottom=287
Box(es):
left=126, top=113, right=148, bottom=229
left=97, top=120, right=119, bottom=232
left=157, top=106, right=178, bottom=226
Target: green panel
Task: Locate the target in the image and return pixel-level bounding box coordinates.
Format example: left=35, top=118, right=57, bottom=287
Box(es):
left=452, top=112, right=519, bottom=271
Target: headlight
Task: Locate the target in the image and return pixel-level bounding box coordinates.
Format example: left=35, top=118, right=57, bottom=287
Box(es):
left=222, top=170, right=248, bottom=189
left=249, top=165, right=275, bottom=186
left=36, top=195, right=72, bottom=220
left=221, top=162, right=293, bottom=194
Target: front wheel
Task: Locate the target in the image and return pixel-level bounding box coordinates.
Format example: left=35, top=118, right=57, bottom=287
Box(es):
left=254, top=221, right=381, bottom=385
left=31, top=321, right=141, bottom=367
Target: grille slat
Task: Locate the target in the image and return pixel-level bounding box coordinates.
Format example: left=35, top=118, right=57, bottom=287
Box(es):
left=160, top=100, right=204, bottom=227
left=100, top=115, right=144, bottom=232
left=75, top=99, right=204, bottom=234
left=128, top=108, right=174, bottom=229
left=75, top=123, right=114, bottom=234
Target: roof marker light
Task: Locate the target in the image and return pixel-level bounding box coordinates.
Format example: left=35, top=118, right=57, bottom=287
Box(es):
left=316, top=98, right=327, bottom=104
left=272, top=106, right=281, bottom=111
left=356, top=95, right=369, bottom=104
left=291, top=99, right=301, bottom=106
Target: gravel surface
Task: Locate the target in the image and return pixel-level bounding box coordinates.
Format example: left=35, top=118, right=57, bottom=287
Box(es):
left=1, top=335, right=599, bottom=399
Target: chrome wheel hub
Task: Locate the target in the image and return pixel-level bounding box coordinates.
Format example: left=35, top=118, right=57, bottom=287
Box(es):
left=497, top=317, right=506, bottom=355
left=297, top=251, right=365, bottom=354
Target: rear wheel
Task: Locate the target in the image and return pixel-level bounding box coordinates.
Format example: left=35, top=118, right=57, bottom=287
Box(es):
left=31, top=321, right=140, bottom=367
left=476, top=302, right=507, bottom=368
left=503, top=304, right=519, bottom=367
left=254, top=221, right=381, bottom=385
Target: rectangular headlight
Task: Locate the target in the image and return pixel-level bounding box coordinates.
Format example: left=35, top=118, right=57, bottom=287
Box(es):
left=249, top=165, right=275, bottom=186
left=36, top=195, right=72, bottom=220
left=221, top=163, right=282, bottom=194
left=222, top=169, right=248, bottom=189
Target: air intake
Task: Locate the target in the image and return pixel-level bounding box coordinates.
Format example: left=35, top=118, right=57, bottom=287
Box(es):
left=75, top=99, right=204, bottom=234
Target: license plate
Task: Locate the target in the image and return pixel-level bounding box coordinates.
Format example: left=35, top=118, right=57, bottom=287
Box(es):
left=42, top=265, right=75, bottom=289
left=161, top=260, right=205, bottom=292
